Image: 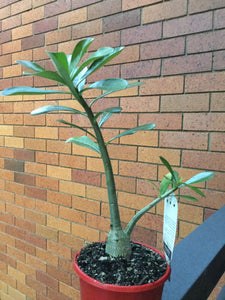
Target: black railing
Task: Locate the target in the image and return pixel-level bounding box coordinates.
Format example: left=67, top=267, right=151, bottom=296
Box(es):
left=162, top=205, right=225, bottom=300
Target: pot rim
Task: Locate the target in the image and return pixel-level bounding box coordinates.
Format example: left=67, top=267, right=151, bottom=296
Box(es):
left=73, top=241, right=171, bottom=293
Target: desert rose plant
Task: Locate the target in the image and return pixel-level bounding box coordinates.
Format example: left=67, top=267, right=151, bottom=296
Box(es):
left=1, top=38, right=214, bottom=259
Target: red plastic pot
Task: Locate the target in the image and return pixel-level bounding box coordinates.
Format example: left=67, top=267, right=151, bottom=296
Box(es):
left=73, top=242, right=171, bottom=300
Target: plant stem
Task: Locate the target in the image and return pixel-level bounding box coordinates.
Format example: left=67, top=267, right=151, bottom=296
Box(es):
left=73, top=91, right=131, bottom=257
left=125, top=187, right=178, bottom=237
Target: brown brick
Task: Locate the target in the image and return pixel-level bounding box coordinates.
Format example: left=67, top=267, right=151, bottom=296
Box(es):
left=185, top=73, right=225, bottom=93
left=33, top=16, right=58, bottom=34
left=183, top=113, right=225, bottom=131
left=22, top=33, right=45, bottom=51
left=15, top=173, right=35, bottom=186
left=121, top=60, right=161, bottom=79
left=119, top=161, right=157, bottom=180
left=108, top=144, right=137, bottom=161
left=72, top=19, right=102, bottom=40
left=211, top=133, right=225, bottom=151
left=72, top=196, right=100, bottom=214
left=35, top=127, right=58, bottom=140
left=138, top=147, right=180, bottom=165
left=189, top=0, right=225, bottom=14
left=22, top=6, right=44, bottom=24
left=161, top=94, right=209, bottom=112
left=140, top=113, right=182, bottom=130
left=59, top=180, right=85, bottom=197
left=33, top=0, right=55, bottom=8
left=121, top=96, right=159, bottom=113
left=59, top=154, right=85, bottom=170
left=14, top=149, right=35, bottom=161
left=103, top=9, right=140, bottom=33
left=4, top=159, right=24, bottom=172
left=141, top=37, right=185, bottom=60
left=72, top=223, right=99, bottom=241
left=14, top=126, right=35, bottom=138
left=0, top=54, right=12, bottom=67
left=47, top=140, right=71, bottom=154
left=45, top=0, right=71, bottom=17
left=2, top=40, right=21, bottom=54
left=160, top=131, right=208, bottom=150
left=59, top=8, right=87, bottom=28
left=141, top=76, right=184, bottom=95
left=36, top=151, right=58, bottom=165
left=0, top=5, right=10, bottom=19
left=36, top=176, right=59, bottom=191
left=207, top=172, right=225, bottom=191
left=46, top=27, right=71, bottom=45
left=25, top=161, right=46, bottom=176
left=12, top=24, right=32, bottom=40
left=2, top=14, right=21, bottom=30
left=108, top=45, right=139, bottom=65
left=25, top=209, right=46, bottom=225
left=163, top=53, right=212, bottom=76
left=15, top=239, right=36, bottom=255
left=179, top=221, right=197, bottom=238
left=123, top=0, right=162, bottom=10
left=214, top=8, right=225, bottom=29
left=213, top=50, right=225, bottom=70
left=36, top=247, right=58, bottom=267
left=88, top=64, right=119, bottom=82
left=36, top=200, right=58, bottom=217
left=187, top=30, right=225, bottom=53
left=88, top=0, right=121, bottom=20
left=163, top=12, right=212, bottom=38
left=182, top=150, right=225, bottom=171
left=26, top=276, right=47, bottom=296
left=47, top=240, right=71, bottom=260
left=15, top=195, right=35, bottom=209
left=11, top=0, right=32, bottom=15
left=59, top=206, right=85, bottom=224
left=103, top=175, right=136, bottom=193
left=122, top=23, right=162, bottom=45
left=143, top=0, right=187, bottom=24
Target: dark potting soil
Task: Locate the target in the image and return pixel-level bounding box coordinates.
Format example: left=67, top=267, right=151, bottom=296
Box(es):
left=77, top=241, right=168, bottom=286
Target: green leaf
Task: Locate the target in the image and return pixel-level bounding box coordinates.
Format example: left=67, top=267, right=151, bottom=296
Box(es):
left=70, top=38, right=94, bottom=78
left=185, top=172, right=214, bottom=185
left=98, top=111, right=114, bottom=127
left=66, top=136, right=100, bottom=154
left=183, top=183, right=206, bottom=197
left=159, top=156, right=175, bottom=179
left=81, top=47, right=124, bottom=80
left=31, top=105, right=86, bottom=116
left=94, top=107, right=122, bottom=121
left=179, top=195, right=199, bottom=202
left=23, top=70, right=66, bottom=85
left=1, top=86, right=70, bottom=96
left=85, top=79, right=128, bottom=92
left=57, top=119, right=96, bottom=139
left=106, top=123, right=155, bottom=144
left=160, top=173, right=172, bottom=196
left=89, top=81, right=144, bottom=107
left=16, top=60, right=45, bottom=72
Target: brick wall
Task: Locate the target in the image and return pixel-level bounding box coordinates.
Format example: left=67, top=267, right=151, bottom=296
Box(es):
left=0, top=0, right=225, bottom=299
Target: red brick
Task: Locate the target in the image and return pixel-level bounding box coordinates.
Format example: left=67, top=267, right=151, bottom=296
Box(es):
left=0, top=253, right=16, bottom=268
left=47, top=190, right=71, bottom=207
left=14, top=149, right=35, bottom=161
left=6, top=225, right=25, bottom=240
left=108, top=144, right=137, bottom=161
left=47, top=265, right=71, bottom=285
left=88, top=0, right=121, bottom=19
left=108, top=45, right=139, bottom=65
left=141, top=37, right=185, bottom=60
left=22, top=33, right=44, bottom=50
left=2, top=40, right=21, bottom=54
left=163, top=53, right=212, bottom=75
left=141, top=76, right=184, bottom=95
left=88, top=65, right=119, bottom=83
left=143, top=0, right=187, bottom=24
left=182, top=150, right=225, bottom=171
left=189, top=0, right=225, bottom=14
left=22, top=6, right=44, bottom=24
left=72, top=19, right=102, bottom=39
left=207, top=172, right=225, bottom=191
left=213, top=50, right=225, bottom=70
left=36, top=176, right=59, bottom=191
left=88, top=31, right=120, bottom=51
left=72, top=169, right=101, bottom=186
left=33, top=16, right=58, bottom=34
left=185, top=73, right=225, bottom=93
left=102, top=113, right=137, bottom=128
left=36, top=270, right=58, bottom=290
left=160, top=131, right=208, bottom=150
left=211, top=133, right=225, bottom=151
left=122, top=23, right=161, bottom=45
left=119, top=161, right=157, bottom=180
left=123, top=0, right=162, bottom=10
left=15, top=239, right=36, bottom=255
left=0, top=30, right=11, bottom=44
left=140, top=113, right=182, bottom=130
left=0, top=0, right=18, bottom=8
left=48, top=288, right=71, bottom=300
left=2, top=14, right=20, bottom=30
left=25, top=186, right=47, bottom=200
left=26, top=276, right=47, bottom=296
left=36, top=151, right=59, bottom=165
left=160, top=94, right=209, bottom=112
left=163, top=12, right=212, bottom=38
left=103, top=10, right=140, bottom=33
left=121, top=60, right=161, bottom=79
left=187, top=30, right=225, bottom=53
left=183, top=113, right=225, bottom=131
left=45, top=0, right=71, bottom=17
left=0, top=54, right=12, bottom=67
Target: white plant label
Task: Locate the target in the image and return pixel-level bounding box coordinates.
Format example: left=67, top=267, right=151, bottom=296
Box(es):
left=163, top=194, right=178, bottom=265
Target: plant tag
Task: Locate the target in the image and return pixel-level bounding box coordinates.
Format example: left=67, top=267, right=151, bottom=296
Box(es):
left=163, top=194, right=178, bottom=265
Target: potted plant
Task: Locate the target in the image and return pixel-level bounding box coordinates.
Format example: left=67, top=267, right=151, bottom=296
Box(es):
left=1, top=38, right=214, bottom=300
